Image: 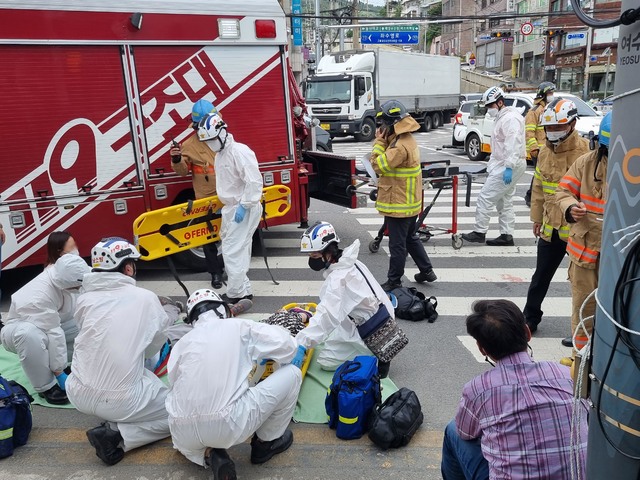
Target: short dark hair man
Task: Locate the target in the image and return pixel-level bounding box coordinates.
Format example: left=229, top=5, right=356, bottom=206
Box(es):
left=441, top=299, right=587, bottom=480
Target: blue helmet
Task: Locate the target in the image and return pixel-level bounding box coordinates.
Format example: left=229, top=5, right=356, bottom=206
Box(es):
left=598, top=112, right=612, bottom=148
left=191, top=99, right=218, bottom=123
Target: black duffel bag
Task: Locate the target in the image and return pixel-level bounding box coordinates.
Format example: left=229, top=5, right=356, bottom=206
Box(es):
left=368, top=387, right=424, bottom=449
left=390, top=287, right=438, bottom=323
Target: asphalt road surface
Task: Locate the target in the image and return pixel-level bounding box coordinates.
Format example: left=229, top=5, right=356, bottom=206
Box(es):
left=0, top=125, right=573, bottom=480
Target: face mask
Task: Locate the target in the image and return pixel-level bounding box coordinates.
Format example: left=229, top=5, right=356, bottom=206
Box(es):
left=205, top=129, right=228, bottom=153
left=308, top=256, right=327, bottom=271
left=546, top=130, right=570, bottom=144
left=546, top=95, right=554, bottom=103
left=486, top=107, right=499, bottom=118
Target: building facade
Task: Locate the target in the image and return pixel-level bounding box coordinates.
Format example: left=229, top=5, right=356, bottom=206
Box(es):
left=512, top=0, right=548, bottom=84
left=474, top=0, right=515, bottom=72
left=440, top=0, right=475, bottom=57
left=546, top=0, right=620, bottom=98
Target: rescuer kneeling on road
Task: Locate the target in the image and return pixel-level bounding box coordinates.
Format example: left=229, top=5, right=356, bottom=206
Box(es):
left=441, top=299, right=587, bottom=480
left=67, top=238, right=172, bottom=465
left=296, top=221, right=396, bottom=377
left=169, top=99, right=225, bottom=289
left=198, top=113, right=263, bottom=305
left=370, top=100, right=437, bottom=291
left=166, top=289, right=302, bottom=480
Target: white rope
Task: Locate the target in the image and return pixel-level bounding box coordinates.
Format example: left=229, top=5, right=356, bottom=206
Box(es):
left=595, top=290, right=640, bottom=336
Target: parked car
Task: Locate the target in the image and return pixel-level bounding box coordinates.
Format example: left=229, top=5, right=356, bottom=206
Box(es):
left=464, top=93, right=533, bottom=162
left=463, top=92, right=602, bottom=162
left=459, top=93, right=483, bottom=104
left=452, top=100, right=478, bottom=147
left=592, top=95, right=613, bottom=114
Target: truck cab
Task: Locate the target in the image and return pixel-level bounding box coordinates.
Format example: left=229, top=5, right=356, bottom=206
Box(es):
left=305, top=52, right=377, bottom=142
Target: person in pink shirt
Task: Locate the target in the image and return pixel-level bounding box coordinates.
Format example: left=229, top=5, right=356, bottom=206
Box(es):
left=441, top=299, right=587, bottom=480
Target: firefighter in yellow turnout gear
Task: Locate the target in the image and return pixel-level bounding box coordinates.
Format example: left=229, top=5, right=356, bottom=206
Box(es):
left=523, top=99, right=589, bottom=337
left=370, top=100, right=436, bottom=291
left=524, top=82, right=556, bottom=207
left=555, top=112, right=611, bottom=364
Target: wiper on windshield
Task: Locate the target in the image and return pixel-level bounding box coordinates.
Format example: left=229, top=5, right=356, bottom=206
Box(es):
left=325, top=97, right=345, bottom=102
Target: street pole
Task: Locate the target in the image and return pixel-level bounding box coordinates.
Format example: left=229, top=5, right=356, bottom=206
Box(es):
left=315, top=0, right=321, bottom=63
left=603, top=48, right=612, bottom=97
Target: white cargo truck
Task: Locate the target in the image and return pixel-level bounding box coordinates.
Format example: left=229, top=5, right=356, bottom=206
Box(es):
left=304, top=49, right=461, bottom=141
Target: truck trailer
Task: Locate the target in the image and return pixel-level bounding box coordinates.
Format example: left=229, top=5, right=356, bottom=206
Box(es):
left=304, top=49, right=461, bottom=141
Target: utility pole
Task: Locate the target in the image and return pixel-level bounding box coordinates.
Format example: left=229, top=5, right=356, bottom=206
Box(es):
left=353, top=0, right=360, bottom=49
left=315, top=0, right=321, bottom=63
left=603, top=46, right=612, bottom=97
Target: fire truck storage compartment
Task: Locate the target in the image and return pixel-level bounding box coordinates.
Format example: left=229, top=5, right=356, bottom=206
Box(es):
left=304, top=150, right=356, bottom=209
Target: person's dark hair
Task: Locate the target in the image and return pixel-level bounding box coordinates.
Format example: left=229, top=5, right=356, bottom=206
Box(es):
left=117, top=258, right=136, bottom=275
left=466, top=299, right=528, bottom=360
left=324, top=242, right=343, bottom=263
left=45, top=231, right=72, bottom=266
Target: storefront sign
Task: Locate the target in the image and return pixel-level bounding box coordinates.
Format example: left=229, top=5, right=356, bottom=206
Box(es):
left=555, top=52, right=584, bottom=68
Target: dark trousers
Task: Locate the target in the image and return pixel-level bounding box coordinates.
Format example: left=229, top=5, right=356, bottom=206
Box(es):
left=203, top=241, right=223, bottom=276
left=523, top=229, right=567, bottom=327
left=525, top=154, right=538, bottom=198
left=386, top=215, right=433, bottom=283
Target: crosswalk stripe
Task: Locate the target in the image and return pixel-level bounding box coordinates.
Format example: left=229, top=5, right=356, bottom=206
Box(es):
left=350, top=205, right=533, bottom=215
left=458, top=335, right=570, bottom=364
left=367, top=230, right=540, bottom=240
left=357, top=216, right=534, bottom=226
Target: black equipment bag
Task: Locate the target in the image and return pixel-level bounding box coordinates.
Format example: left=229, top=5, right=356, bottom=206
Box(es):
left=368, top=387, right=424, bottom=449
left=390, top=287, right=438, bottom=323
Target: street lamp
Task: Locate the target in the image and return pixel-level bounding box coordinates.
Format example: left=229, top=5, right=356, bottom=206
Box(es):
left=602, top=46, right=612, bottom=98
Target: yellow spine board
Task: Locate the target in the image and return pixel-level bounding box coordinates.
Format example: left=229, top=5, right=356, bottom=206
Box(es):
left=133, top=185, right=291, bottom=261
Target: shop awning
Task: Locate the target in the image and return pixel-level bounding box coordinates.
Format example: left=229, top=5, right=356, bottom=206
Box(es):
left=588, top=64, right=616, bottom=74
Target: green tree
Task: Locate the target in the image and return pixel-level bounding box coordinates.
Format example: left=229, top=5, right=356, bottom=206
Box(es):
left=424, top=3, right=442, bottom=51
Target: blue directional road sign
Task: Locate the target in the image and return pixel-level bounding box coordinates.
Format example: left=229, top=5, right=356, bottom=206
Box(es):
left=361, top=30, right=419, bottom=45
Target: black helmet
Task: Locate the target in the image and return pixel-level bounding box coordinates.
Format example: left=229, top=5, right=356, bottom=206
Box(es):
left=536, top=82, right=556, bottom=100
left=376, top=100, right=408, bottom=127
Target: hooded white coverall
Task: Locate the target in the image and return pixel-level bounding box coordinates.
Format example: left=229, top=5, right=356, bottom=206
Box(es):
left=295, top=240, right=395, bottom=370
left=214, top=134, right=264, bottom=298
left=66, top=272, right=171, bottom=451
left=473, top=106, right=527, bottom=235
left=166, top=311, right=301, bottom=466
left=1, top=255, right=90, bottom=392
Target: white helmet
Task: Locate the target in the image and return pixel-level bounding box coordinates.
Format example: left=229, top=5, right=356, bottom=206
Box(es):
left=481, top=86, right=505, bottom=106
left=300, top=221, right=340, bottom=253
left=186, top=288, right=229, bottom=324
left=197, top=113, right=227, bottom=142
left=91, top=237, right=141, bottom=271
left=51, top=254, right=91, bottom=289
left=540, top=98, right=578, bottom=126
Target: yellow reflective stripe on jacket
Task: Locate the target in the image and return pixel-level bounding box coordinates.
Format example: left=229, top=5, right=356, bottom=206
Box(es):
left=383, top=165, right=422, bottom=178
left=526, top=137, right=538, bottom=149
left=534, top=167, right=559, bottom=194
left=525, top=124, right=537, bottom=131
left=0, top=427, right=13, bottom=441
left=339, top=415, right=359, bottom=425
left=376, top=153, right=391, bottom=174
left=376, top=200, right=422, bottom=213
left=406, top=176, right=416, bottom=207
left=558, top=225, right=569, bottom=239
left=541, top=223, right=570, bottom=240
left=372, top=145, right=385, bottom=156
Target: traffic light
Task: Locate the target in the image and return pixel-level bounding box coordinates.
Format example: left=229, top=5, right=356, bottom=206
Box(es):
left=491, top=31, right=512, bottom=38
left=544, top=29, right=566, bottom=37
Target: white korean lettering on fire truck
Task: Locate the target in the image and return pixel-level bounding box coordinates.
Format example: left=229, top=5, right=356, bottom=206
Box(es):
left=2, top=46, right=280, bottom=269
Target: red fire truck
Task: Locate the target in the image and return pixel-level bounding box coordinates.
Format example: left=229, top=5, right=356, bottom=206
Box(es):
left=0, top=0, right=356, bottom=270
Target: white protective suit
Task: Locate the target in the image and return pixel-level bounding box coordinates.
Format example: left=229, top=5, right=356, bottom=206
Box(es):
left=166, top=311, right=301, bottom=466
left=295, top=240, right=394, bottom=370
left=1, top=255, right=90, bottom=392
left=66, top=272, right=171, bottom=451
left=473, top=106, right=527, bottom=235
left=214, top=134, right=264, bottom=298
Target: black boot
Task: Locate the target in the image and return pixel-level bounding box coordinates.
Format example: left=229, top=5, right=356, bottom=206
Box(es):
left=211, top=273, right=224, bottom=289
left=250, top=429, right=294, bottom=464
left=380, top=280, right=402, bottom=292
left=38, top=384, right=69, bottom=405
left=486, top=234, right=514, bottom=246
left=461, top=231, right=486, bottom=243
left=206, top=448, right=237, bottom=480
left=414, top=270, right=437, bottom=283
left=86, top=423, right=125, bottom=465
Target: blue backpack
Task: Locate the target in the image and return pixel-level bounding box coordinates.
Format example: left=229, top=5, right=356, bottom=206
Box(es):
left=0, top=376, right=33, bottom=459
left=325, top=356, right=381, bottom=440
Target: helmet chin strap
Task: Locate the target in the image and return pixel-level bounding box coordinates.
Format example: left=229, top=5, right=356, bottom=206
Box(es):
left=218, top=128, right=228, bottom=151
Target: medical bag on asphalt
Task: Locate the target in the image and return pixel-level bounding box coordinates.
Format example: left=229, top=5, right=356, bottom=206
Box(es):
left=0, top=375, right=34, bottom=458
left=368, top=387, right=423, bottom=449
left=325, top=356, right=381, bottom=440
left=390, top=287, right=439, bottom=323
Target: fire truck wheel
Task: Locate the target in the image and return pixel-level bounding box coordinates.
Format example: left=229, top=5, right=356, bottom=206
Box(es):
left=174, top=248, right=208, bottom=272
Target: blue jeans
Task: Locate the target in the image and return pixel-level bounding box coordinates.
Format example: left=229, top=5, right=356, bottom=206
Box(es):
left=441, top=420, right=489, bottom=480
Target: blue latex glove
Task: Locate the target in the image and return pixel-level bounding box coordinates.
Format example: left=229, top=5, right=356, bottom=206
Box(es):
left=503, top=167, right=513, bottom=185
left=234, top=204, right=247, bottom=223
left=291, top=346, right=307, bottom=369
left=55, top=372, right=68, bottom=391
